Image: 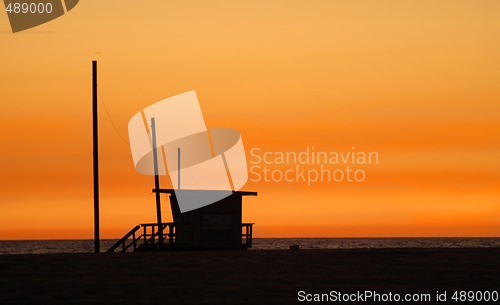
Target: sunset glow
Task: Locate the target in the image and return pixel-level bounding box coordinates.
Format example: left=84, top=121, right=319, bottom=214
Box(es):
left=0, top=0, right=499, bottom=239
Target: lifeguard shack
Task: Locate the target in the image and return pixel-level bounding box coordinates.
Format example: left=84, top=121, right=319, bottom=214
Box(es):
left=107, top=189, right=256, bottom=252
left=107, top=91, right=256, bottom=253
left=159, top=189, right=256, bottom=249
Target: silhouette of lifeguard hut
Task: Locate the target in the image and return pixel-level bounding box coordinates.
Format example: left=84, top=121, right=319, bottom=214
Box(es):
left=108, top=91, right=256, bottom=252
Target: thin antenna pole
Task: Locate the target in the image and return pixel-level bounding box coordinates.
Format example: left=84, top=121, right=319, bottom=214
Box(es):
left=177, top=147, right=180, bottom=190
left=151, top=117, right=163, bottom=249
left=92, top=60, right=100, bottom=253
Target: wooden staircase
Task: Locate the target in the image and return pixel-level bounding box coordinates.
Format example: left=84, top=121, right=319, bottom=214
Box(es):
left=107, top=223, right=176, bottom=253
left=107, top=222, right=254, bottom=253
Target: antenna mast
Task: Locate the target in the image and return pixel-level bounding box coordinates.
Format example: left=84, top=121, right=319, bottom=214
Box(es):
left=151, top=117, right=164, bottom=249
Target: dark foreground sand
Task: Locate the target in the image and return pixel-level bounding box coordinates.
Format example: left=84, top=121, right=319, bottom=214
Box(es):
left=0, top=248, right=498, bottom=304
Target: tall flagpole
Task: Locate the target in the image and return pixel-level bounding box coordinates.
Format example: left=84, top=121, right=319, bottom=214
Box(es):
left=92, top=60, right=100, bottom=253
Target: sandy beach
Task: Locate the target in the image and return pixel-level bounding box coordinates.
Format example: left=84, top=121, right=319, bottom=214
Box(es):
left=0, top=248, right=498, bottom=304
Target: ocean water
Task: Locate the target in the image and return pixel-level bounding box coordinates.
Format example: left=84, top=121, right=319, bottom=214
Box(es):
left=0, top=238, right=498, bottom=255
left=252, top=238, right=500, bottom=250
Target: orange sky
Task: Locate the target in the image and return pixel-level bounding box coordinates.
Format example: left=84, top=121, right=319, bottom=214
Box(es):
left=0, top=0, right=499, bottom=239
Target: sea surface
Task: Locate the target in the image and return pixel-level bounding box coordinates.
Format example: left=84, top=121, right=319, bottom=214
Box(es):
left=0, top=238, right=499, bottom=255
